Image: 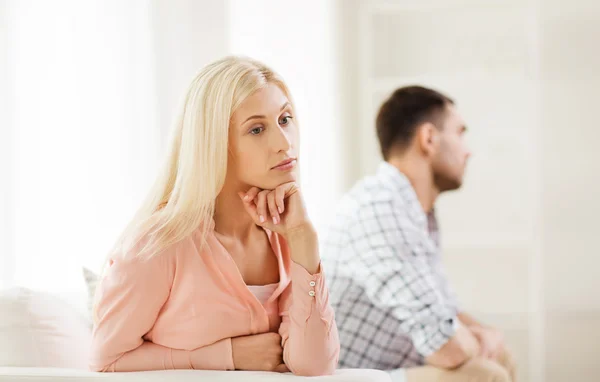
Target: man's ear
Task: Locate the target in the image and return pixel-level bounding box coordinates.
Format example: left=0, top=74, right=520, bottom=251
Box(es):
left=416, top=122, right=438, bottom=156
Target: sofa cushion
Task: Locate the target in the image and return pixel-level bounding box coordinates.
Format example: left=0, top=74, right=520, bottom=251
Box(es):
left=82, top=267, right=99, bottom=321
left=0, top=287, right=91, bottom=369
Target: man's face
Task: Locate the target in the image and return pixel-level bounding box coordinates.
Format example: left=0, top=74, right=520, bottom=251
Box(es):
left=431, top=105, right=471, bottom=192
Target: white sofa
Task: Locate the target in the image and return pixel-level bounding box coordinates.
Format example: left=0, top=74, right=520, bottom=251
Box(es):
left=0, top=368, right=391, bottom=382
left=0, top=287, right=391, bottom=382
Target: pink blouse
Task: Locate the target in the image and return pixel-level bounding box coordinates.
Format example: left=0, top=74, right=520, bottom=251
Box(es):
left=89, top=224, right=340, bottom=376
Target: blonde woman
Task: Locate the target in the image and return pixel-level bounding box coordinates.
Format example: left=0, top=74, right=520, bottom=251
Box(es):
left=89, top=57, right=339, bottom=376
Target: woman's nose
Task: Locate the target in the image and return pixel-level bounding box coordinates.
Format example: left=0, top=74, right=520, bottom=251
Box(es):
left=272, top=125, right=292, bottom=153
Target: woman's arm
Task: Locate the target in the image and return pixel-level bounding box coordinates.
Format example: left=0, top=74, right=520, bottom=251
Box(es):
left=277, top=225, right=340, bottom=376
left=90, top=251, right=234, bottom=372
left=92, top=340, right=233, bottom=372
left=238, top=184, right=340, bottom=376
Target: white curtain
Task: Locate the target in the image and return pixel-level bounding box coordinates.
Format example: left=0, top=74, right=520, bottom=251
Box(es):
left=1, top=0, right=12, bottom=290
left=1, top=0, right=162, bottom=305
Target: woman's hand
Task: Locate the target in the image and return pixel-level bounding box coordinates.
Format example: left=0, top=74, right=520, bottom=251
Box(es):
left=239, top=182, right=320, bottom=274
left=231, top=333, right=289, bottom=373
left=238, top=182, right=310, bottom=239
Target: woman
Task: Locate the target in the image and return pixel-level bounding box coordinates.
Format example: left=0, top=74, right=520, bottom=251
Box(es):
left=89, top=57, right=339, bottom=376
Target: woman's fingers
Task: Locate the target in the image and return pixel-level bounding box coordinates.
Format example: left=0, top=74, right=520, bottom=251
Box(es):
left=280, top=182, right=299, bottom=198
left=239, top=184, right=301, bottom=229
left=256, top=191, right=269, bottom=224
left=275, top=186, right=285, bottom=214
left=244, top=187, right=261, bottom=203
left=238, top=192, right=261, bottom=225
left=267, top=192, right=280, bottom=224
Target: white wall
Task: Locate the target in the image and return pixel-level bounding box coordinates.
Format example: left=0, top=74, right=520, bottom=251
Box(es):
left=341, top=0, right=600, bottom=381
left=541, top=1, right=600, bottom=380
left=4, top=0, right=162, bottom=312
left=151, top=0, right=229, bottom=144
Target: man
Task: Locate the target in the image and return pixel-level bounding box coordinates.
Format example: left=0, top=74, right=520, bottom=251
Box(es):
left=322, top=86, right=516, bottom=381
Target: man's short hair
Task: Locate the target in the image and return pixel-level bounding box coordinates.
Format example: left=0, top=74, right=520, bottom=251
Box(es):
left=376, top=85, right=454, bottom=160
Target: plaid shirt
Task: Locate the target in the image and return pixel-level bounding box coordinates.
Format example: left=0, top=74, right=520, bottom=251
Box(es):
left=321, top=162, right=460, bottom=370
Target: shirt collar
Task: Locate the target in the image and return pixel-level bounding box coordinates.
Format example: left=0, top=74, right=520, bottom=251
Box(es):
left=376, top=161, right=429, bottom=228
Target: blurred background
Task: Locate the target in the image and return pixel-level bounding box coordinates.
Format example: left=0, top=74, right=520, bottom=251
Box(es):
left=1, top=0, right=599, bottom=381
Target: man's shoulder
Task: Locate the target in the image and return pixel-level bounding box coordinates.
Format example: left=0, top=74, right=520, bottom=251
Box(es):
left=323, top=173, right=416, bottom=246
left=337, top=174, right=413, bottom=221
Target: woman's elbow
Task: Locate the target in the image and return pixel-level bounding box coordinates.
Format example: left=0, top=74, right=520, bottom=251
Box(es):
left=289, top=354, right=339, bottom=377
left=89, top=362, right=113, bottom=373
left=89, top=353, right=118, bottom=373
left=291, top=364, right=336, bottom=377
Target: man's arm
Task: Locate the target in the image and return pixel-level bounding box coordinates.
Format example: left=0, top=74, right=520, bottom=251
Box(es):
left=458, top=312, right=505, bottom=360
left=425, top=321, right=481, bottom=369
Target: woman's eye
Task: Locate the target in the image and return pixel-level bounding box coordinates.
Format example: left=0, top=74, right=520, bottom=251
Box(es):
left=280, top=115, right=293, bottom=126
left=250, top=126, right=264, bottom=135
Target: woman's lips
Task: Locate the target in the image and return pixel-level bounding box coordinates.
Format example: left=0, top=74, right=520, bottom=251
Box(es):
left=272, top=159, right=297, bottom=171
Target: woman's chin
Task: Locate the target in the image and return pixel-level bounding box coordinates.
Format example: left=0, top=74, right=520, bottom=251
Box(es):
left=277, top=171, right=297, bottom=184
left=253, top=174, right=296, bottom=190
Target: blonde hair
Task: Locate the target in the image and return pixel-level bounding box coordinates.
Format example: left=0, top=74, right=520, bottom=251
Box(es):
left=114, top=56, right=292, bottom=261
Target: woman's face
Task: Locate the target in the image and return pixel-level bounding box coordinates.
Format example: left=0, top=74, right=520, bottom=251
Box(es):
left=228, top=83, right=299, bottom=190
